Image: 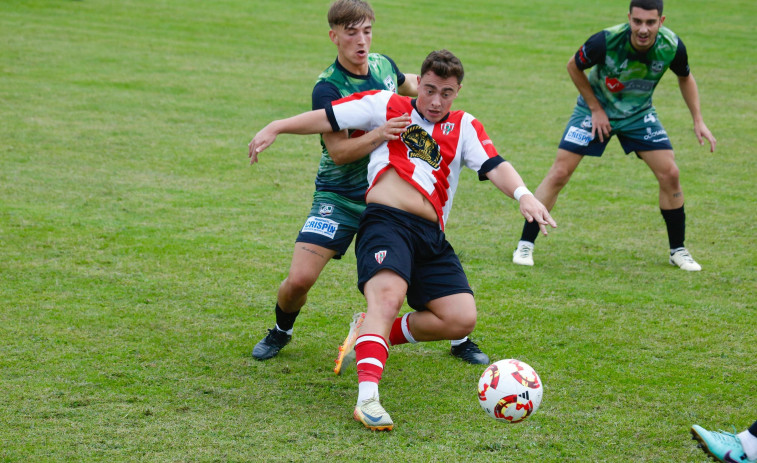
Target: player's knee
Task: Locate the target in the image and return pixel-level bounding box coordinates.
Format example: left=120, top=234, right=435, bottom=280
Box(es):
left=367, top=292, right=405, bottom=320
left=380, top=293, right=405, bottom=314
left=449, top=323, right=475, bottom=340
left=448, top=310, right=477, bottom=338
left=656, top=164, right=681, bottom=188
left=281, top=272, right=318, bottom=297
left=547, top=164, right=574, bottom=187
left=369, top=299, right=404, bottom=324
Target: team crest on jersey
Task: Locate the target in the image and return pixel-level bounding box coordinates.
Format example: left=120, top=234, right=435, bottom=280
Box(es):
left=383, top=76, right=396, bottom=93
left=651, top=61, right=665, bottom=73
left=319, top=203, right=334, bottom=217
left=402, top=124, right=441, bottom=169
left=375, top=250, right=387, bottom=264
left=441, top=122, right=455, bottom=135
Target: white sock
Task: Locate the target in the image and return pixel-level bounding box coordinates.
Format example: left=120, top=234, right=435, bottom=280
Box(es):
left=738, top=430, right=757, bottom=460
left=357, top=382, right=379, bottom=405
left=518, top=240, right=534, bottom=249
left=274, top=324, right=293, bottom=336
left=450, top=337, right=468, bottom=347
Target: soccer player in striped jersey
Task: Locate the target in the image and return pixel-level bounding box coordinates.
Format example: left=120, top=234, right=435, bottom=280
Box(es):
left=248, top=49, right=555, bottom=430
left=512, top=0, right=716, bottom=270
left=252, top=0, right=491, bottom=366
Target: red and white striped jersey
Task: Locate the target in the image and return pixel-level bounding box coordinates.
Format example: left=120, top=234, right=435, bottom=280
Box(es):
left=325, top=90, right=503, bottom=230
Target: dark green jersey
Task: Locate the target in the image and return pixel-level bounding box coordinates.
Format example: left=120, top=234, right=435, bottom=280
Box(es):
left=310, top=53, right=404, bottom=202
left=574, top=23, right=690, bottom=119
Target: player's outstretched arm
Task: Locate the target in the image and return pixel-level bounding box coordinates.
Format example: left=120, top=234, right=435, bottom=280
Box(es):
left=325, top=113, right=411, bottom=165
left=486, top=161, right=557, bottom=236
left=248, top=109, right=332, bottom=164
left=677, top=74, right=717, bottom=152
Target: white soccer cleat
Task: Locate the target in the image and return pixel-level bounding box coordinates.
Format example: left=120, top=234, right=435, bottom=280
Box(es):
left=512, top=241, right=534, bottom=266
left=354, top=395, right=394, bottom=431
left=669, top=248, right=702, bottom=271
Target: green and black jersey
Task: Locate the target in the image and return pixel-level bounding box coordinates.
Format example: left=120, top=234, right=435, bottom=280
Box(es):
left=311, top=54, right=406, bottom=202
left=574, top=23, right=690, bottom=120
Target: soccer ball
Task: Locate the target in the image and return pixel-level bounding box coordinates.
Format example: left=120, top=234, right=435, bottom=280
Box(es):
left=477, top=359, right=543, bottom=423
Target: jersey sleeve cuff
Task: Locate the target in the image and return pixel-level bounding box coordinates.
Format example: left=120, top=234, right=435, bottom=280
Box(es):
left=324, top=104, right=341, bottom=132
left=477, top=156, right=506, bottom=181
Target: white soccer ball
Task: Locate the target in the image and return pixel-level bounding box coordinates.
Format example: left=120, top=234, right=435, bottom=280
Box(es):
left=477, top=358, right=543, bottom=423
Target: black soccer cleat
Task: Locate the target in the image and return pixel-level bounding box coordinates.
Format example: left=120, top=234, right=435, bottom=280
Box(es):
left=252, top=328, right=292, bottom=360
left=450, top=339, right=490, bottom=365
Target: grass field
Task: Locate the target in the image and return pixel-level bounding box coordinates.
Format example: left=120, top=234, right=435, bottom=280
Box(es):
left=1, top=0, right=755, bottom=461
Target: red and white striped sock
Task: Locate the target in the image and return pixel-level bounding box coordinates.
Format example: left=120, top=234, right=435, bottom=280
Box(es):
left=355, top=334, right=389, bottom=404
left=388, top=313, right=417, bottom=346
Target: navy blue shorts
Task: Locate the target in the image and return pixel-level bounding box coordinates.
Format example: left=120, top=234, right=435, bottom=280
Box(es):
left=558, top=105, right=674, bottom=157
left=355, top=203, right=473, bottom=311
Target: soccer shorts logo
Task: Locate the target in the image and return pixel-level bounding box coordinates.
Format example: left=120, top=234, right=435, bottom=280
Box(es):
left=564, top=126, right=593, bottom=146
left=301, top=217, right=338, bottom=239
left=319, top=203, right=334, bottom=217
left=374, top=250, right=387, bottom=264
left=643, top=127, right=668, bottom=142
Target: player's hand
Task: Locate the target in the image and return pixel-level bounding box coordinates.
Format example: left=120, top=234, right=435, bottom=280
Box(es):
left=591, top=108, right=611, bottom=143
left=694, top=120, right=716, bottom=153
left=248, top=124, right=278, bottom=165
left=379, top=113, right=411, bottom=141
left=519, top=195, right=557, bottom=236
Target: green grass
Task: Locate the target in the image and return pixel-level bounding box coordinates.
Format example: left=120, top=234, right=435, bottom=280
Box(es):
left=1, top=0, right=755, bottom=461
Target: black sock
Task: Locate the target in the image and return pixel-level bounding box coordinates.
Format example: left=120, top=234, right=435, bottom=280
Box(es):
left=661, top=205, right=685, bottom=251
left=520, top=219, right=541, bottom=244
left=749, top=420, right=757, bottom=438
left=274, top=304, right=300, bottom=332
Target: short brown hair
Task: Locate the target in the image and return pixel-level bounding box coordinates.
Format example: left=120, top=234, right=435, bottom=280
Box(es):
left=328, top=0, right=375, bottom=29
left=420, top=50, right=464, bottom=84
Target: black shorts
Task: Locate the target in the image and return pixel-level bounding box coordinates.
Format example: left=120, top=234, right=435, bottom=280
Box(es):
left=355, top=203, right=473, bottom=311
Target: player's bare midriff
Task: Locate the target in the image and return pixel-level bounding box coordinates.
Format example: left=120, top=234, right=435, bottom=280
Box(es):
left=366, top=167, right=438, bottom=223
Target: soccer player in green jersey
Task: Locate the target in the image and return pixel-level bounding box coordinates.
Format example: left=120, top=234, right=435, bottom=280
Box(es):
left=512, top=0, right=716, bottom=270
left=252, top=0, right=490, bottom=365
